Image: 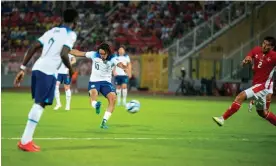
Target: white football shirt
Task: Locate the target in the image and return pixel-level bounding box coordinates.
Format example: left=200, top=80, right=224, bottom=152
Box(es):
left=85, top=51, right=119, bottom=82
left=114, top=54, right=130, bottom=76
left=57, top=54, right=75, bottom=74
left=32, top=26, right=77, bottom=75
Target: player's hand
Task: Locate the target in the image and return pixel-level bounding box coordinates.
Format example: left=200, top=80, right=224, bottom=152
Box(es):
left=242, top=56, right=252, bottom=66
left=123, top=68, right=129, bottom=75
left=124, top=69, right=132, bottom=78
left=14, top=70, right=25, bottom=87
left=68, top=68, right=74, bottom=78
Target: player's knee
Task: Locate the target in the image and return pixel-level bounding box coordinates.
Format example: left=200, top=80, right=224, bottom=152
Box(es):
left=235, top=91, right=246, bottom=103
left=257, top=110, right=267, bottom=118
left=90, top=90, right=98, bottom=96
left=122, top=84, right=127, bottom=89
left=64, top=85, right=70, bottom=91
left=108, top=94, right=117, bottom=104
left=266, top=94, right=272, bottom=101
left=234, top=95, right=243, bottom=103
left=37, top=103, right=45, bottom=108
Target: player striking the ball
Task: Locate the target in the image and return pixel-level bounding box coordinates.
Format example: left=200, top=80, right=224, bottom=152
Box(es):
left=70, top=43, right=129, bottom=129
left=14, top=9, right=78, bottom=152
left=113, top=46, right=132, bottom=106
left=54, top=54, right=76, bottom=111
left=213, top=36, right=276, bottom=127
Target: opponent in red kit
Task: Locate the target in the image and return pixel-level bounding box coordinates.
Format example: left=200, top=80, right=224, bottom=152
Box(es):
left=213, top=36, right=276, bottom=126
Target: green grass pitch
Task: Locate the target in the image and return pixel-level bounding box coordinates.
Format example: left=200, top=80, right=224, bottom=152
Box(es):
left=1, top=91, right=276, bottom=166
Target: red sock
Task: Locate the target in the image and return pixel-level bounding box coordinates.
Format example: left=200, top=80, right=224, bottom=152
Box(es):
left=223, top=102, right=241, bottom=120
left=266, top=100, right=271, bottom=110
left=265, top=112, right=276, bottom=126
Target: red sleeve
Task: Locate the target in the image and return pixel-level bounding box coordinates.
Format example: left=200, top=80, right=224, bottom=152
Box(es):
left=246, top=46, right=258, bottom=58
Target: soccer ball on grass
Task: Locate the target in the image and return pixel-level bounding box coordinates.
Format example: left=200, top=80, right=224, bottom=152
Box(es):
left=125, top=100, right=140, bottom=113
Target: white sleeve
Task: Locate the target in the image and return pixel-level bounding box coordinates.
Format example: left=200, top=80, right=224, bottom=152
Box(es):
left=37, top=30, right=50, bottom=46
left=85, top=51, right=97, bottom=59
left=126, top=55, right=131, bottom=63
left=64, top=31, right=77, bottom=50
left=111, top=57, right=119, bottom=66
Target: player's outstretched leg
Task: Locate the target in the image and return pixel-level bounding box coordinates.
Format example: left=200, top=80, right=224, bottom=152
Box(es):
left=89, top=89, right=101, bottom=114
left=116, top=86, right=122, bottom=106
left=64, top=84, right=71, bottom=111
left=18, top=103, right=44, bottom=152
left=122, top=83, right=128, bottom=106
left=54, top=81, right=62, bottom=110
left=256, top=110, right=276, bottom=126
left=266, top=93, right=272, bottom=111
left=101, top=92, right=116, bottom=129
left=213, top=91, right=246, bottom=126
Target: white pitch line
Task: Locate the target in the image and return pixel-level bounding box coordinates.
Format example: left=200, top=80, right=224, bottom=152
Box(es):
left=1, top=137, right=250, bottom=141
left=1, top=137, right=183, bottom=140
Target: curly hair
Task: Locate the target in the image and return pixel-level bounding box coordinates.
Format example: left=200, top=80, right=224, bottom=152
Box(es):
left=97, top=42, right=112, bottom=56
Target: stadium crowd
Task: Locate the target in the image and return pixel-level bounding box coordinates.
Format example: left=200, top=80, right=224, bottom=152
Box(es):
left=1, top=1, right=265, bottom=96
left=2, top=1, right=235, bottom=54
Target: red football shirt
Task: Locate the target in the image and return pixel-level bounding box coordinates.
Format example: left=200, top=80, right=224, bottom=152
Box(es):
left=247, top=46, right=276, bottom=88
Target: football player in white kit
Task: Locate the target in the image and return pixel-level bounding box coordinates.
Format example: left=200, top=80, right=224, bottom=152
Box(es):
left=113, top=46, right=132, bottom=106
left=54, top=54, right=76, bottom=111
left=13, top=9, right=78, bottom=152
left=70, top=43, right=129, bottom=129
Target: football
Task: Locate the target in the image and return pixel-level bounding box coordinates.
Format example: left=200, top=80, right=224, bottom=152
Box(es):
left=125, top=100, right=140, bottom=113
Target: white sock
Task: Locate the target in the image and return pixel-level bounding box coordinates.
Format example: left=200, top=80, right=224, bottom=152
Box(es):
left=103, top=111, right=112, bottom=123
left=91, top=100, right=97, bottom=108
left=116, top=89, right=121, bottom=104
left=65, top=89, right=71, bottom=108
left=122, top=89, right=127, bottom=104
left=55, top=85, right=61, bottom=106
left=21, top=104, right=44, bottom=145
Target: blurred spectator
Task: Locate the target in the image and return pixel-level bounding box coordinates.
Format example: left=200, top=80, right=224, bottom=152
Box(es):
left=1, top=1, right=241, bottom=53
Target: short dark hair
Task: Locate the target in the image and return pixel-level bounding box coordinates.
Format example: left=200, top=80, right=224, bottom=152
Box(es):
left=264, top=36, right=276, bottom=48
left=119, top=45, right=126, bottom=50
left=98, top=42, right=112, bottom=55
left=63, top=9, right=78, bottom=23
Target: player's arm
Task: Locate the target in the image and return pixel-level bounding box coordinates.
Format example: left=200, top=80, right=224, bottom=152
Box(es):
left=22, top=41, right=42, bottom=67
left=70, top=50, right=97, bottom=60
left=112, top=66, right=117, bottom=76
left=117, top=62, right=127, bottom=69
left=117, top=62, right=129, bottom=74
left=62, top=31, right=78, bottom=77
left=69, top=49, right=87, bottom=57
left=126, top=56, right=132, bottom=78
left=242, top=47, right=257, bottom=66
left=61, top=46, right=74, bottom=77
left=14, top=41, right=42, bottom=87
left=127, top=62, right=132, bottom=78
left=70, top=56, right=77, bottom=65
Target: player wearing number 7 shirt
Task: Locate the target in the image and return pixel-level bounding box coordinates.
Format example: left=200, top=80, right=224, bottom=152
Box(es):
left=213, top=36, right=276, bottom=127
left=13, top=9, right=79, bottom=152
left=69, top=43, right=129, bottom=129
